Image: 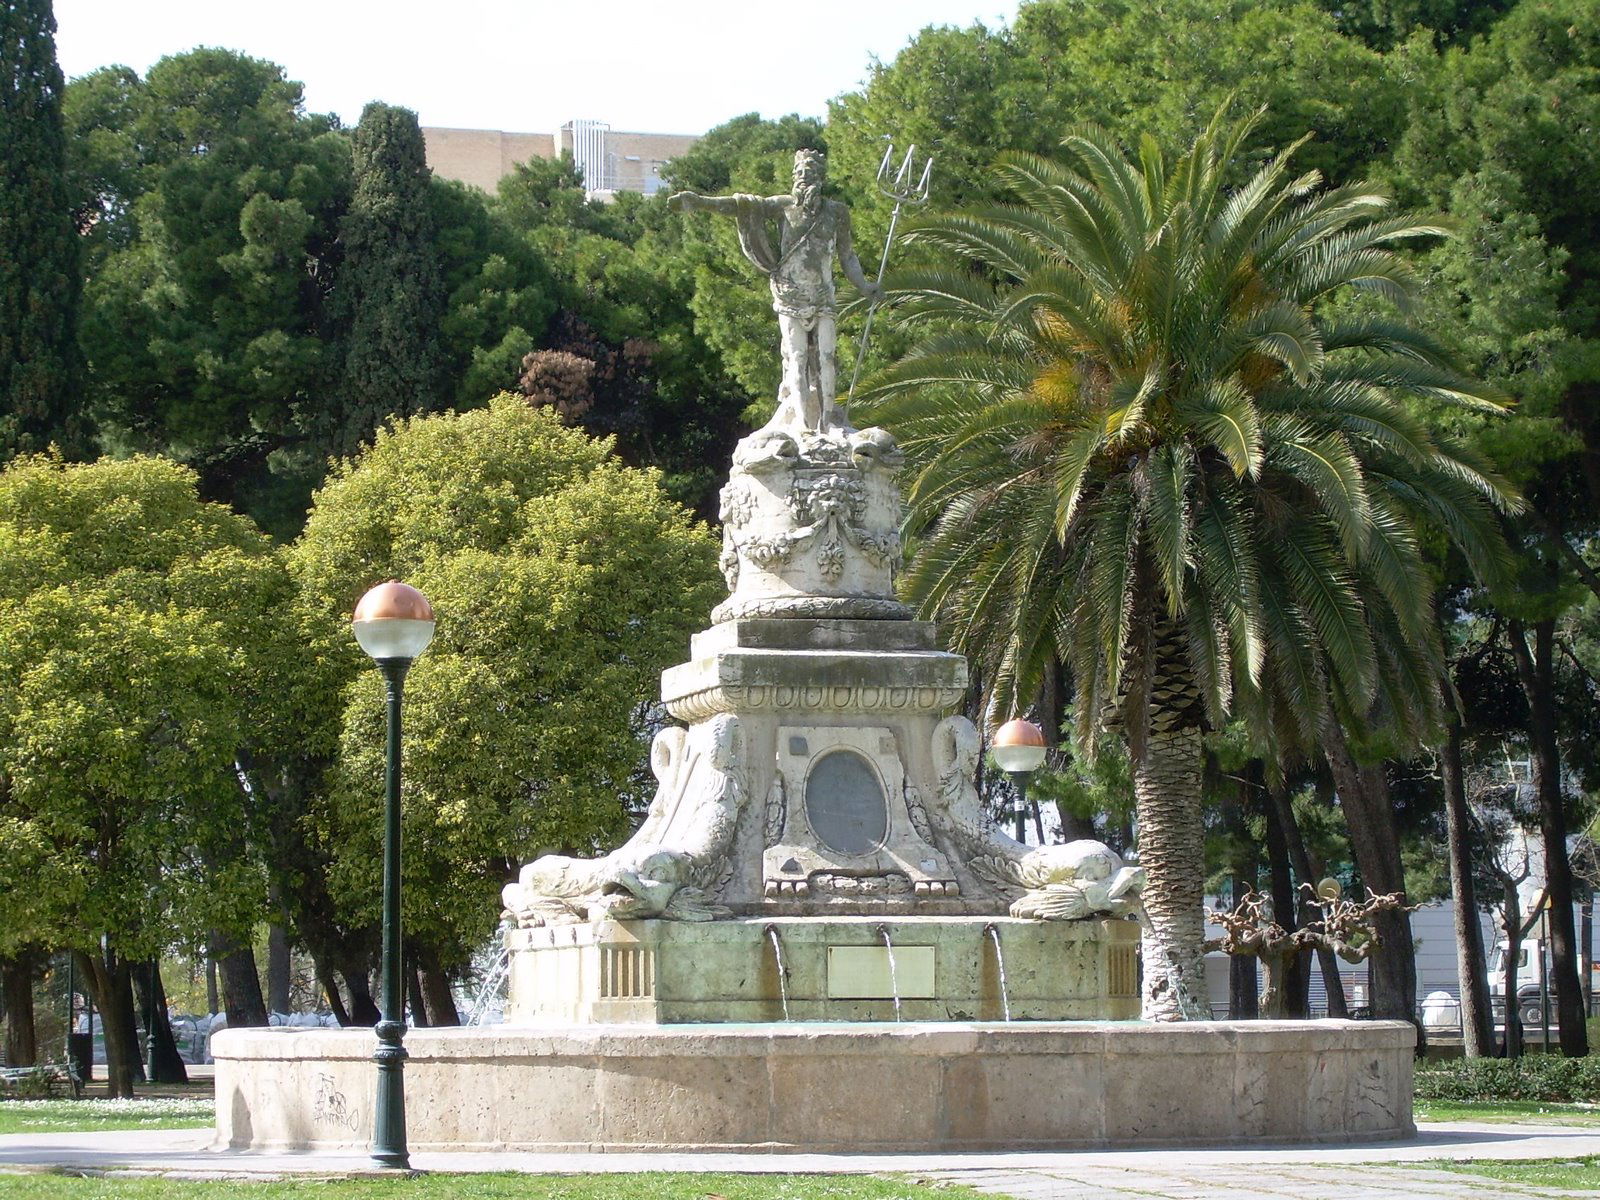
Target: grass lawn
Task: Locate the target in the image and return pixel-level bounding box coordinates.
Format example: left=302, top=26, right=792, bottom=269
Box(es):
left=0, top=1099, right=215, bottom=1135
left=1414, top=1098, right=1600, bottom=1125
left=1429, top=1157, right=1600, bottom=1189
left=0, top=1175, right=983, bottom=1199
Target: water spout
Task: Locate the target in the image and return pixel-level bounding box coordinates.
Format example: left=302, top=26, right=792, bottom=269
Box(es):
left=764, top=924, right=791, bottom=1021
left=876, top=924, right=904, bottom=1021
left=983, top=923, right=1012, bottom=1022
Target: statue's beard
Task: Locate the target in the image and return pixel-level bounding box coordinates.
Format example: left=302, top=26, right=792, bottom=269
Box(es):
left=795, top=182, right=822, bottom=211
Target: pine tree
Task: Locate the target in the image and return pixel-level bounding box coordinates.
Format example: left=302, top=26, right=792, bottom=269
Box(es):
left=329, top=102, right=447, bottom=459
left=0, top=0, right=89, bottom=460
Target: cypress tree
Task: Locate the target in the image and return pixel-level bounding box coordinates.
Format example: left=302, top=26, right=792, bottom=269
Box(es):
left=330, top=102, right=447, bottom=458
left=0, top=0, right=89, bottom=460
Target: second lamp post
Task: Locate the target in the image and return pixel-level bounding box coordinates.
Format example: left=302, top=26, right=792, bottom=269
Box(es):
left=991, top=718, right=1047, bottom=844
left=352, top=580, right=435, bottom=1171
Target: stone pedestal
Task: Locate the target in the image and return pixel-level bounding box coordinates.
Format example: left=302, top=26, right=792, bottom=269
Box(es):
left=504, top=915, right=1141, bottom=1024
left=661, top=618, right=985, bottom=913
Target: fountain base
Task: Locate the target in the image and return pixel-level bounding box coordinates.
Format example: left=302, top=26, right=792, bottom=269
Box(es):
left=504, top=915, right=1140, bottom=1023
left=213, top=1019, right=1416, bottom=1152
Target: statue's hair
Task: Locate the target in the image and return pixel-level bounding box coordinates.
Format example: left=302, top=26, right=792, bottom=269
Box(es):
left=793, top=149, right=826, bottom=179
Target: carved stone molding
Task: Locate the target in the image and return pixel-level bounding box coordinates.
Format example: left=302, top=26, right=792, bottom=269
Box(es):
left=709, top=594, right=912, bottom=624
left=667, top=682, right=967, bottom=723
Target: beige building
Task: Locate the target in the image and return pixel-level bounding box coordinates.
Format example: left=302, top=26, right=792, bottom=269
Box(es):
left=423, top=120, right=699, bottom=199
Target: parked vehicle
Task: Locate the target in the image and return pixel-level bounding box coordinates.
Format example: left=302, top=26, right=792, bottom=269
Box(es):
left=1487, top=936, right=1555, bottom=1031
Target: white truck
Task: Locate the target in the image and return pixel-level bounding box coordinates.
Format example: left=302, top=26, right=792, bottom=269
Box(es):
left=1488, top=936, right=1559, bottom=1032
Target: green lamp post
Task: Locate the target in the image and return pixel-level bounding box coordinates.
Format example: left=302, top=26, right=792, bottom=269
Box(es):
left=352, top=580, right=435, bottom=1171
left=991, top=718, right=1047, bottom=844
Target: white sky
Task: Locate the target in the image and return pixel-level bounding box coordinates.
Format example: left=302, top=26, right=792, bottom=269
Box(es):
left=53, top=1, right=1019, bottom=135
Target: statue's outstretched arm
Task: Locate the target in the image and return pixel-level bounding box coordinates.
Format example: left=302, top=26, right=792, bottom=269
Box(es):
left=669, top=191, right=783, bottom=216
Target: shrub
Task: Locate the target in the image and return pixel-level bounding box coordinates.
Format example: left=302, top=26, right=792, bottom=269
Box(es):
left=1415, top=1055, right=1600, bottom=1103
left=0, top=1066, right=67, bottom=1099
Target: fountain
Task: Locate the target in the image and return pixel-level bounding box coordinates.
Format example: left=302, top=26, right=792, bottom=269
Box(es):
left=764, top=925, right=790, bottom=1022
left=877, top=925, right=904, bottom=1022
left=213, top=150, right=1415, bottom=1155
left=984, top=924, right=1012, bottom=1022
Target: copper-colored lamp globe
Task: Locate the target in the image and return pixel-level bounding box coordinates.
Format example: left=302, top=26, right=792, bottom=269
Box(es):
left=352, top=581, right=436, bottom=661
left=991, top=717, right=1048, bottom=774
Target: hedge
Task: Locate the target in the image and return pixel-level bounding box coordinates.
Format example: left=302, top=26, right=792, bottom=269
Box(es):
left=1415, top=1055, right=1600, bottom=1103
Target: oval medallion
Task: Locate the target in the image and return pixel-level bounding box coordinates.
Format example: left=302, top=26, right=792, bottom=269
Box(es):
left=804, top=750, right=888, bottom=855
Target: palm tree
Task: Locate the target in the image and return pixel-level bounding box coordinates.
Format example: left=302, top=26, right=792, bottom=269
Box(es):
left=857, top=110, right=1516, bottom=1020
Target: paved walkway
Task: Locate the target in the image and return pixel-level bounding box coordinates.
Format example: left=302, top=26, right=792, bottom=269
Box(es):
left=2, top=1122, right=1598, bottom=1196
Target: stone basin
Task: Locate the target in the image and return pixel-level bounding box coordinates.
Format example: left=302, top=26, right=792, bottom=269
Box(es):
left=212, top=1019, right=1415, bottom=1153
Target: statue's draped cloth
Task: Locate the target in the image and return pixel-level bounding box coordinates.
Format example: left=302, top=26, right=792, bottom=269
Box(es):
left=732, top=195, right=780, bottom=276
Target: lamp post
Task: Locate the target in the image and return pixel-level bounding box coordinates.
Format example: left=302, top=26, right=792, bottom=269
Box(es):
left=352, top=580, right=435, bottom=1171
left=145, top=958, right=158, bottom=1084
left=991, top=718, right=1047, bottom=844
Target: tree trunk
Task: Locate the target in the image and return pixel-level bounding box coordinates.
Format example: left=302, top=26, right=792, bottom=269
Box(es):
left=267, top=921, right=292, bottom=1015
left=342, top=960, right=380, bottom=1027
left=76, top=949, right=139, bottom=1097
left=1265, top=778, right=1348, bottom=1018
left=406, top=954, right=429, bottom=1028
left=1442, top=710, right=1496, bottom=1056
left=130, top=961, right=188, bottom=1083
left=209, top=932, right=269, bottom=1028
left=1, top=951, right=38, bottom=1067
left=1132, top=725, right=1209, bottom=1020
left=1583, top=895, right=1594, bottom=1022
left=1259, top=951, right=1290, bottom=1019
left=316, top=963, right=352, bottom=1026
left=1501, top=883, right=1525, bottom=1059
left=1263, top=786, right=1310, bottom=1018
left=205, top=956, right=219, bottom=1015
left=1323, top=723, right=1416, bottom=1024
left=1507, top=618, right=1590, bottom=1056
left=1225, top=773, right=1259, bottom=1019
left=418, top=953, right=460, bottom=1027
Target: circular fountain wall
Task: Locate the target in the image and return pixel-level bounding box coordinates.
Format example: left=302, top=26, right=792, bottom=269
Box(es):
left=213, top=1019, right=1414, bottom=1153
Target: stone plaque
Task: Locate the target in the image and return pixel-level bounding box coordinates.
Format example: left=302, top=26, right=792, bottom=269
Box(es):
left=826, top=945, right=936, bottom=999
left=805, top=750, right=888, bottom=855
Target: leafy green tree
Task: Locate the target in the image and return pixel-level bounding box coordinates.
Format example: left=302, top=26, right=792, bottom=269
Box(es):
left=0, top=0, right=90, bottom=461
left=860, top=111, right=1513, bottom=1019
left=61, top=64, right=144, bottom=269
left=827, top=0, right=1405, bottom=229
left=430, top=176, right=557, bottom=410
left=0, top=454, right=308, bottom=1092
left=289, top=395, right=720, bottom=991
left=72, top=49, right=351, bottom=536
left=1313, top=0, right=1517, bottom=50
left=327, top=103, right=448, bottom=460
left=1389, top=0, right=1600, bottom=1055
left=496, top=153, right=750, bottom=517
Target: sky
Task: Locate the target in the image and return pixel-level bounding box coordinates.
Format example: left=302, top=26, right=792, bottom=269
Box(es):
left=53, top=0, right=1020, bottom=135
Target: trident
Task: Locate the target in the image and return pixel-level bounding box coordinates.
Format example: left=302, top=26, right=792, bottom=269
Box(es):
left=847, top=141, right=933, bottom=400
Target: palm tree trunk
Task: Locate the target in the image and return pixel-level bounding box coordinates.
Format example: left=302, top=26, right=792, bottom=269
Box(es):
left=1132, top=723, right=1209, bottom=1020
